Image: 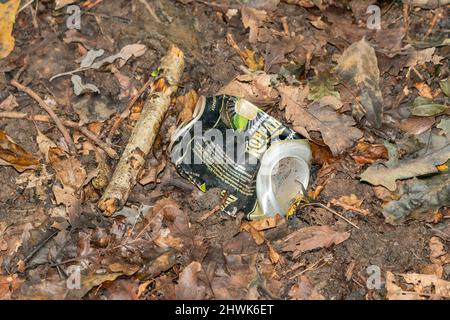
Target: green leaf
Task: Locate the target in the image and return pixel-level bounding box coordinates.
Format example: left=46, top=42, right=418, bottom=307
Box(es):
left=411, top=96, right=447, bottom=117
left=307, top=74, right=340, bottom=102
left=151, top=68, right=160, bottom=77
left=439, top=78, right=450, bottom=97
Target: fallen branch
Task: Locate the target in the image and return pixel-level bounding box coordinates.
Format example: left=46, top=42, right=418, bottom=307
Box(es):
left=98, top=45, right=185, bottom=215
left=10, top=80, right=76, bottom=154
left=0, top=111, right=118, bottom=159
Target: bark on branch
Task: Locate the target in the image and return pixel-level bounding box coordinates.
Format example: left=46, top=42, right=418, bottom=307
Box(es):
left=98, top=45, right=185, bottom=215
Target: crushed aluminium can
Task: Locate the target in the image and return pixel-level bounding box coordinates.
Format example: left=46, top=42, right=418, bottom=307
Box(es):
left=170, top=95, right=311, bottom=220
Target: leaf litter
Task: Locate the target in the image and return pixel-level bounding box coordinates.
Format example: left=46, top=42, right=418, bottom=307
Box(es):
left=0, top=0, right=449, bottom=301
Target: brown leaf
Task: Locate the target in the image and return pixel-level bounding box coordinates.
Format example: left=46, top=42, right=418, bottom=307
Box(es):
left=218, top=72, right=279, bottom=104
left=336, top=38, right=384, bottom=128
left=415, top=82, right=434, bottom=99
left=0, top=130, right=39, bottom=172
left=396, top=116, right=435, bottom=135
left=175, top=261, right=206, bottom=300
left=281, top=226, right=350, bottom=258
left=241, top=222, right=265, bottom=245
left=108, top=262, right=140, bottom=276
left=387, top=271, right=450, bottom=299
left=285, top=101, right=363, bottom=156
left=36, top=130, right=57, bottom=163
left=421, top=263, right=443, bottom=278
left=100, top=278, right=140, bottom=300
left=429, top=236, right=446, bottom=261
left=247, top=215, right=280, bottom=231
left=241, top=7, right=267, bottom=43
left=352, top=141, right=388, bottom=165
left=176, top=90, right=199, bottom=125
left=267, top=242, right=280, bottom=264
left=310, top=141, right=335, bottom=165
left=0, top=274, right=23, bottom=300
left=288, top=275, right=325, bottom=300
left=0, top=94, right=18, bottom=111
left=139, top=159, right=166, bottom=185
left=48, top=147, right=86, bottom=190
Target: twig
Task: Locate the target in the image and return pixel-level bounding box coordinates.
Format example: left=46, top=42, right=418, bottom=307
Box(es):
left=300, top=203, right=361, bottom=230
left=138, top=0, right=162, bottom=23
left=18, top=0, right=35, bottom=13
left=24, top=229, right=59, bottom=264
left=10, top=80, right=76, bottom=154
left=0, top=111, right=118, bottom=159
left=77, top=126, right=118, bottom=159
left=198, top=192, right=228, bottom=222
left=288, top=253, right=332, bottom=280
left=107, top=76, right=154, bottom=143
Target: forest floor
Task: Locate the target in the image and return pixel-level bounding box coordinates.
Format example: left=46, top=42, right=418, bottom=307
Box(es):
left=0, top=0, right=449, bottom=300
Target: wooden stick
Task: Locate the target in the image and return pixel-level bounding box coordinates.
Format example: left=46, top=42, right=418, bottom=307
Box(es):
left=10, top=80, right=76, bottom=154
left=98, top=45, right=185, bottom=215
left=0, top=111, right=118, bottom=159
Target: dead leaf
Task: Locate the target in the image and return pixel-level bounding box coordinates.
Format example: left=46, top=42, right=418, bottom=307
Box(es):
left=71, top=75, right=100, bottom=96
left=429, top=236, right=446, bottom=261
left=0, top=94, right=18, bottom=111
left=386, top=271, right=420, bottom=300
left=415, top=82, right=434, bottom=99
left=0, top=274, right=23, bottom=299
left=247, top=215, right=280, bottom=231
left=387, top=272, right=450, bottom=299
left=406, top=48, right=440, bottom=68
left=241, top=7, right=267, bottom=43
left=0, top=0, right=20, bottom=60
left=267, top=242, right=280, bottom=264
left=218, top=72, right=279, bottom=104
left=36, top=130, right=57, bottom=163
left=241, top=222, right=265, bottom=245
left=406, top=0, right=450, bottom=8
left=48, top=147, right=86, bottom=190
left=281, top=226, right=350, bottom=258
left=352, top=141, right=388, bottom=165
left=51, top=44, right=147, bottom=81
left=396, top=116, right=435, bottom=135
left=331, top=194, right=370, bottom=216
left=336, top=38, right=384, bottom=128
left=175, top=261, right=206, bottom=300
left=288, top=275, right=325, bottom=300
left=285, top=101, right=363, bottom=156
left=176, top=90, right=199, bottom=125
left=139, top=159, right=166, bottom=185
left=67, top=272, right=123, bottom=299
left=108, top=262, right=140, bottom=276
left=0, top=130, right=39, bottom=172
left=55, top=0, right=76, bottom=10
left=362, top=143, right=450, bottom=191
